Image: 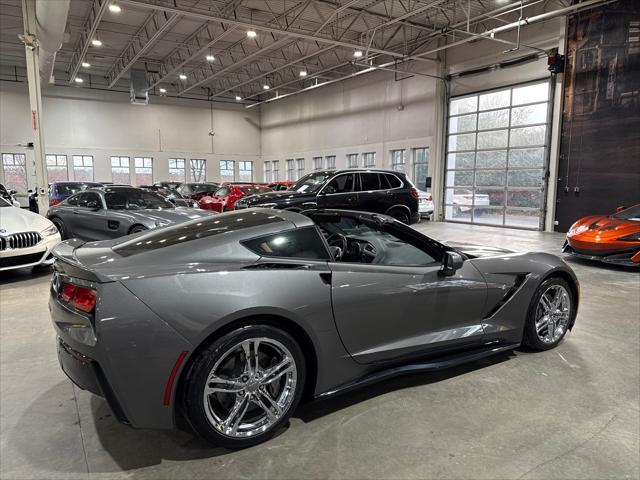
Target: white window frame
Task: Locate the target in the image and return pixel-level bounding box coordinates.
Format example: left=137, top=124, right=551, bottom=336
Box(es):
left=285, top=159, right=295, bottom=181
left=168, top=158, right=186, bottom=182
left=134, top=157, right=153, bottom=186
left=325, top=155, right=336, bottom=170
left=313, top=156, right=323, bottom=170
left=390, top=149, right=406, bottom=173
left=72, top=155, right=94, bottom=182
left=45, top=154, right=68, bottom=182
left=111, top=156, right=130, bottom=184
left=189, top=159, right=207, bottom=182
left=363, top=152, right=376, bottom=167
left=347, top=153, right=359, bottom=168
left=219, top=160, right=235, bottom=183
left=264, top=161, right=271, bottom=182
left=296, top=158, right=305, bottom=179
left=271, top=160, right=279, bottom=181
left=1, top=153, right=28, bottom=192
left=239, top=161, right=253, bottom=182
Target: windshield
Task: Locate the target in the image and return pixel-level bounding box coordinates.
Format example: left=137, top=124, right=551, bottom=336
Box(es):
left=105, top=190, right=174, bottom=210
left=291, top=172, right=332, bottom=194
left=55, top=183, right=100, bottom=196
left=0, top=197, right=11, bottom=207
left=190, top=184, right=218, bottom=194
left=611, top=205, right=640, bottom=221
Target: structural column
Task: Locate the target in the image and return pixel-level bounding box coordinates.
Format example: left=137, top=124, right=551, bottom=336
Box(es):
left=21, top=0, right=49, bottom=213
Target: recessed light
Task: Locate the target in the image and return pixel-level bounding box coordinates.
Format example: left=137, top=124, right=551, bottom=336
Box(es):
left=82, top=61, right=90, bottom=68
left=91, top=39, right=102, bottom=47
left=263, top=84, right=270, bottom=90
left=108, top=3, right=121, bottom=13
left=235, top=95, right=242, bottom=101
left=299, top=70, right=307, bottom=77
left=247, top=30, right=257, bottom=38
left=206, top=54, right=215, bottom=62
left=179, top=74, right=187, bottom=80
left=353, top=50, right=363, bottom=58
left=74, top=77, right=84, bottom=83
left=159, top=88, right=167, bottom=93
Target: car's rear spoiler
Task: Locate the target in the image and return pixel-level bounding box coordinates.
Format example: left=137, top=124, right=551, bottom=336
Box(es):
left=51, top=239, right=112, bottom=283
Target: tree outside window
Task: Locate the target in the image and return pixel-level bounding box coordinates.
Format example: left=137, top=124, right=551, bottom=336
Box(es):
left=1, top=153, right=27, bottom=192
left=46, top=154, right=68, bottom=182
left=190, top=159, right=206, bottom=182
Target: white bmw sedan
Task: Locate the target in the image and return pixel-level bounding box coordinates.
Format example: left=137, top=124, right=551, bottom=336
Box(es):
left=0, top=197, right=61, bottom=271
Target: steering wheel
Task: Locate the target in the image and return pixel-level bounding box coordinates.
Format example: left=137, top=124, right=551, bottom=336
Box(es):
left=326, top=233, right=347, bottom=261
left=360, top=242, right=377, bottom=262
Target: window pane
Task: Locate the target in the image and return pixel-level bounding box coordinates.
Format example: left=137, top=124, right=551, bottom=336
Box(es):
left=363, top=152, right=376, bottom=167
left=347, top=154, right=358, bottom=168
left=326, top=155, right=336, bottom=169
left=168, top=158, right=185, bottom=182
left=450, top=96, right=477, bottom=115
left=478, top=109, right=509, bottom=130
left=448, top=133, right=476, bottom=151
left=2, top=154, right=28, bottom=192
left=511, top=103, right=547, bottom=126
left=313, top=157, right=323, bottom=170
left=446, top=170, right=473, bottom=187
left=447, top=152, right=475, bottom=169
left=476, top=187, right=505, bottom=207
left=473, top=207, right=504, bottom=226
left=190, top=159, right=206, bottom=182
left=220, top=160, right=235, bottom=183
left=359, top=172, right=381, bottom=190
left=505, top=208, right=540, bottom=228
left=46, top=154, right=68, bottom=182
left=507, top=190, right=543, bottom=208
left=112, top=167, right=129, bottom=184
left=475, top=170, right=506, bottom=187
left=73, top=155, right=94, bottom=182
left=512, top=83, right=548, bottom=105
left=449, top=113, right=477, bottom=134
left=510, top=125, right=546, bottom=147
left=391, top=149, right=406, bottom=173
left=509, top=148, right=545, bottom=168
left=286, top=159, right=295, bottom=180
left=296, top=158, right=305, bottom=178
left=476, top=150, right=507, bottom=169
left=477, top=129, right=508, bottom=149
left=325, top=173, right=355, bottom=193
left=508, top=169, right=543, bottom=187
left=242, top=227, right=329, bottom=260
left=479, top=89, right=510, bottom=110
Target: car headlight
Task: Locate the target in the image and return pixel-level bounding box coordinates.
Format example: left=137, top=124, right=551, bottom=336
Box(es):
left=42, top=224, right=59, bottom=236
left=617, top=232, right=640, bottom=241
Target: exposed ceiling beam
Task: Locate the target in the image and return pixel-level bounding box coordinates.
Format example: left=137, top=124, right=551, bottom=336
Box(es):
left=68, top=0, right=110, bottom=83
left=118, top=0, right=435, bottom=62
left=106, top=10, right=180, bottom=88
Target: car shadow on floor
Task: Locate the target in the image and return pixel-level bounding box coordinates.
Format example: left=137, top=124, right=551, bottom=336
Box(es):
left=11, top=352, right=515, bottom=473
left=0, top=266, right=52, bottom=286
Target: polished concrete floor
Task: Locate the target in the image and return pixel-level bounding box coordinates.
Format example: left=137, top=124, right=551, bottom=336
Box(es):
left=1, top=222, right=638, bottom=479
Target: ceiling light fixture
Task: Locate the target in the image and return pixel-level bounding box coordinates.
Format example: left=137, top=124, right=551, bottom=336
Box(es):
left=246, top=30, right=257, bottom=38
left=179, top=74, right=187, bottom=80
left=235, top=95, right=242, bottom=101
left=91, top=39, right=102, bottom=47
left=108, top=2, right=121, bottom=13
left=299, top=70, right=307, bottom=77
left=263, top=84, right=270, bottom=90
left=82, top=61, right=90, bottom=68
left=159, top=87, right=167, bottom=93
left=206, top=54, right=215, bottom=62
left=74, top=77, right=84, bottom=84
left=353, top=50, right=363, bottom=58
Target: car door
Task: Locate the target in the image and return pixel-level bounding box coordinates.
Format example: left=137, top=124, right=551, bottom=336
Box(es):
left=355, top=172, right=388, bottom=214
left=70, top=192, right=108, bottom=241
left=324, top=214, right=488, bottom=364
left=316, top=172, right=358, bottom=210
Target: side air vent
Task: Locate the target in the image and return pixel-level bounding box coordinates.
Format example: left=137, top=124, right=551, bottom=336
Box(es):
left=483, top=274, right=529, bottom=319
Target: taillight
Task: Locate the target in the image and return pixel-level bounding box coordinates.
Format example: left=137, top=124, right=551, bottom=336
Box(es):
left=50, top=198, right=61, bottom=206
left=426, top=194, right=432, bottom=201
left=60, top=282, right=97, bottom=313
left=410, top=189, right=420, bottom=198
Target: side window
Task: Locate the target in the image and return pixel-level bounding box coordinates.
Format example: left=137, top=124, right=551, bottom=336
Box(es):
left=323, top=173, right=355, bottom=194
left=77, top=192, right=100, bottom=208
left=384, top=174, right=402, bottom=189
left=67, top=194, right=79, bottom=206
left=359, top=172, right=381, bottom=191
left=242, top=227, right=330, bottom=260
left=215, top=188, right=230, bottom=196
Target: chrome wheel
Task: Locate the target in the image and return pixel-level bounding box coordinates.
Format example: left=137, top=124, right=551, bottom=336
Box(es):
left=535, top=285, right=571, bottom=344
left=203, top=337, right=297, bottom=439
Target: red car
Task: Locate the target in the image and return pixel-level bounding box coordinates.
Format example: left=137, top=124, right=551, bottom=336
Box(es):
left=563, top=204, right=640, bottom=267
left=199, top=184, right=272, bottom=212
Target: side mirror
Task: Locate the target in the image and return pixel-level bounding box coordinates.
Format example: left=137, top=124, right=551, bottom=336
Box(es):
left=616, top=205, right=627, bottom=213
left=440, top=251, right=464, bottom=276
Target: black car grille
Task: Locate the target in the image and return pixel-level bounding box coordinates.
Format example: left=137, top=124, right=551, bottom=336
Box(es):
left=0, top=252, right=45, bottom=268
left=0, top=232, right=42, bottom=251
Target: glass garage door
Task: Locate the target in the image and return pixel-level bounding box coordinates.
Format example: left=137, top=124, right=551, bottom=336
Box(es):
left=445, top=81, right=550, bottom=229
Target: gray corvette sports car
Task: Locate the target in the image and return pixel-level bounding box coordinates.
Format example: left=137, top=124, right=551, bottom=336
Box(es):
left=50, top=208, right=579, bottom=448
left=46, top=185, right=213, bottom=241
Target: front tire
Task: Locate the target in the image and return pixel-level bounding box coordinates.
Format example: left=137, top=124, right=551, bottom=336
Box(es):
left=184, top=324, right=305, bottom=448
left=522, top=277, right=575, bottom=351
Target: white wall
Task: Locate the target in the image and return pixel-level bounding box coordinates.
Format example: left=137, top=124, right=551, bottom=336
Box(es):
left=0, top=82, right=261, bottom=187
left=260, top=64, right=440, bottom=183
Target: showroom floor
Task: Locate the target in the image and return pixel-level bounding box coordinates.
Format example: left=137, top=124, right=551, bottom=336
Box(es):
left=1, top=222, right=638, bottom=480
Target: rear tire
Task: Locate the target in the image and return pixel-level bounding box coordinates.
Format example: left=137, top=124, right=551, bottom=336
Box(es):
left=388, top=208, right=410, bottom=224
left=128, top=225, right=148, bottom=234
left=184, top=324, right=305, bottom=448
left=522, top=277, right=575, bottom=351
left=50, top=217, right=67, bottom=240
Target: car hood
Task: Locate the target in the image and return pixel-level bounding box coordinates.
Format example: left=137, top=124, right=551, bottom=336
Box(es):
left=443, top=241, right=515, bottom=258
left=123, top=207, right=214, bottom=224
left=0, top=206, right=53, bottom=234
left=568, top=215, right=640, bottom=239
left=241, top=190, right=315, bottom=206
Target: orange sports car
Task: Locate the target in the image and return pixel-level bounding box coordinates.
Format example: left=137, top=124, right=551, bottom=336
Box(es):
left=563, top=204, right=640, bottom=267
